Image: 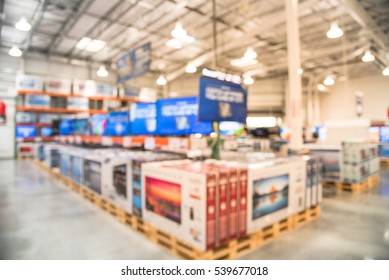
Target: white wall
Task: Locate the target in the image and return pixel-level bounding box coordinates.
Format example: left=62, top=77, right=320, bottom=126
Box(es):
left=320, top=75, right=389, bottom=122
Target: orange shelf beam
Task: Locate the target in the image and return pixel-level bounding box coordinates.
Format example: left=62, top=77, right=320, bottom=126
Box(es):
left=16, top=106, right=107, bottom=114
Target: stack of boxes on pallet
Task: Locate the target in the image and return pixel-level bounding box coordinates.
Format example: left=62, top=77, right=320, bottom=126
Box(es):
left=34, top=144, right=322, bottom=253
left=341, top=140, right=379, bottom=183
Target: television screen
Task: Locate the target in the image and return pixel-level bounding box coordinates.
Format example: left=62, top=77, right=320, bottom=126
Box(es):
left=90, top=114, right=107, bottom=136
left=38, top=114, right=58, bottom=124
left=219, top=122, right=244, bottom=135
left=252, top=174, right=289, bottom=220
left=16, top=112, right=37, bottom=123
left=129, top=102, right=156, bottom=135
left=41, top=127, right=53, bottom=137
left=380, top=127, right=389, bottom=142
left=59, top=119, right=74, bottom=135
left=74, top=119, right=89, bottom=135
left=104, top=111, right=130, bottom=136
left=25, top=95, right=50, bottom=107
left=156, top=96, right=212, bottom=136
left=16, top=125, right=37, bottom=138
left=368, top=127, right=380, bottom=142
left=145, top=176, right=181, bottom=224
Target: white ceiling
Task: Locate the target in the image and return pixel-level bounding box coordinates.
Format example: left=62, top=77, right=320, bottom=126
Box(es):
left=0, top=0, right=389, bottom=82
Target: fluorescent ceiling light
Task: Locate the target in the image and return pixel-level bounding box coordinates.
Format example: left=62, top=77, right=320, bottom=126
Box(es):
left=243, top=76, right=254, bottom=85
left=298, top=68, right=303, bottom=75
left=185, top=64, right=197, bottom=73
left=96, top=65, right=108, bottom=77
left=231, top=57, right=258, bottom=67
left=323, top=75, right=335, bottom=86
left=244, top=47, right=257, bottom=60
left=156, top=75, right=167, bottom=86
left=362, top=50, right=375, bottom=62
left=9, top=45, right=22, bottom=57
left=76, top=37, right=106, bottom=52
left=317, top=84, right=328, bottom=92
left=383, top=67, right=389, bottom=76
left=166, top=38, right=183, bottom=49
left=15, top=17, right=31, bottom=31
left=326, top=21, right=343, bottom=39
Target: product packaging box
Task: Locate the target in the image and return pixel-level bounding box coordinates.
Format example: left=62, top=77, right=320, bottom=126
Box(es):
left=16, top=125, right=37, bottom=138
left=59, top=147, right=72, bottom=178
left=44, top=144, right=61, bottom=168
left=45, top=78, right=71, bottom=94
left=16, top=112, right=37, bottom=123
left=33, top=143, right=46, bottom=161
left=90, top=114, right=107, bottom=136
left=38, top=114, right=58, bottom=124
left=25, top=95, right=51, bottom=108
left=16, top=75, right=44, bottom=91
left=17, top=143, right=35, bottom=157
left=73, top=80, right=97, bottom=96
left=129, top=103, right=157, bottom=135
left=104, top=111, right=130, bottom=136
left=69, top=148, right=91, bottom=185
left=142, top=160, right=218, bottom=251
left=96, top=83, right=116, bottom=97
left=67, top=97, right=89, bottom=110
left=246, top=159, right=306, bottom=234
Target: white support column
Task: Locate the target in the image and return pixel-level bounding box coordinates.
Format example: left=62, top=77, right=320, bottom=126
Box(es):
left=285, top=0, right=303, bottom=149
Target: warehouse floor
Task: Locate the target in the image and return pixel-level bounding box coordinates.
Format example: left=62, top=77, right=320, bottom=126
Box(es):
left=1, top=159, right=389, bottom=260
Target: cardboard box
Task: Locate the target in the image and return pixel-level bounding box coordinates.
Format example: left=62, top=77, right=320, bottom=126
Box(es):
left=16, top=75, right=44, bottom=91
left=142, top=160, right=218, bottom=251
left=96, top=83, right=116, bottom=97
left=43, top=143, right=61, bottom=168
left=73, top=80, right=97, bottom=96
left=45, top=78, right=71, bottom=94
left=67, top=97, right=89, bottom=110
left=25, top=95, right=51, bottom=108
left=59, top=147, right=72, bottom=178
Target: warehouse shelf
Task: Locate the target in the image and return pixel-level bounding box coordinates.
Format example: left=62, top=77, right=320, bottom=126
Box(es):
left=16, top=137, right=55, bottom=142
left=16, top=123, right=52, bottom=127
left=17, top=90, right=144, bottom=103
left=16, top=106, right=107, bottom=114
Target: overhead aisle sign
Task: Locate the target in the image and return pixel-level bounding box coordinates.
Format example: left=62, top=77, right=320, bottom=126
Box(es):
left=198, top=76, right=247, bottom=123
left=117, top=42, right=151, bottom=84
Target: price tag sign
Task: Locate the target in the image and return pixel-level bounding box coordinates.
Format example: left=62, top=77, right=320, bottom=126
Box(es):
left=123, top=137, right=132, bottom=148
left=35, top=137, right=42, bottom=143
left=16, top=138, right=23, bottom=143
left=75, top=136, right=82, bottom=144
left=168, top=137, right=180, bottom=150
left=60, top=136, right=66, bottom=143
left=102, top=137, right=113, bottom=146
left=144, top=137, right=155, bottom=150
left=68, top=136, right=74, bottom=144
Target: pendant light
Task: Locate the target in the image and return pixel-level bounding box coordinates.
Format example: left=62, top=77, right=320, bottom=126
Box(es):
left=362, top=50, right=375, bottom=62
left=185, top=64, right=197, bottom=73
left=243, top=76, right=254, bottom=85
left=323, top=75, right=335, bottom=86
left=326, top=21, right=343, bottom=39
left=96, top=65, right=108, bottom=77
left=15, top=17, right=31, bottom=31
left=383, top=67, right=389, bottom=76
left=9, top=45, right=22, bottom=57
left=244, top=47, right=257, bottom=60
left=156, top=75, right=167, bottom=86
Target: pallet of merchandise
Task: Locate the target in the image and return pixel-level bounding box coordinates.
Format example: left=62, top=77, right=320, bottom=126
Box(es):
left=336, top=172, right=379, bottom=193
left=380, top=158, right=389, bottom=167
left=33, top=160, right=321, bottom=260
left=17, top=155, right=34, bottom=159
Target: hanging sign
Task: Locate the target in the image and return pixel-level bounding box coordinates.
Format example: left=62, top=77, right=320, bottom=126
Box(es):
left=355, top=91, right=363, bottom=118
left=198, top=76, right=247, bottom=123
left=117, top=42, right=152, bottom=84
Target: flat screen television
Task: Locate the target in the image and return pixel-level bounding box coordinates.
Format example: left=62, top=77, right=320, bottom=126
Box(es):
left=156, top=96, right=212, bottom=136
left=368, top=127, right=380, bottom=142
left=59, top=119, right=74, bottom=135
left=90, top=114, right=107, bottom=136
left=74, top=119, right=89, bottom=135
left=145, top=176, right=181, bottom=224
left=41, top=127, right=53, bottom=137
left=129, top=102, right=156, bottom=135
left=252, top=174, right=289, bottom=220
left=104, top=111, right=130, bottom=136
left=219, top=121, right=244, bottom=135
left=380, top=126, right=389, bottom=142
left=16, top=125, right=37, bottom=138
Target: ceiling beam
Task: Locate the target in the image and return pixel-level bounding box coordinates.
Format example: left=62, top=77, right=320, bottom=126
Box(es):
left=340, top=0, right=389, bottom=52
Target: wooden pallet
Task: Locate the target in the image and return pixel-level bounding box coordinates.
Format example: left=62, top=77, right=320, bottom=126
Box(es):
left=18, top=155, right=34, bottom=159
left=380, top=158, right=389, bottom=167
left=34, top=160, right=321, bottom=260
left=335, top=173, right=379, bottom=193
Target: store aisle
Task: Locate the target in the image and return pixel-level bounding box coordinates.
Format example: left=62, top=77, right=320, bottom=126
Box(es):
left=1, top=159, right=389, bottom=260
left=0, top=159, right=174, bottom=260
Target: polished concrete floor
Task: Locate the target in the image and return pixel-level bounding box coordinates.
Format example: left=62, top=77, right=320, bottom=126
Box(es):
left=1, top=159, right=388, bottom=260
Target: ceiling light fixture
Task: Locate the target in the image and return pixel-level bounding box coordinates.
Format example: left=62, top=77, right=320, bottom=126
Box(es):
left=244, top=47, right=257, bottom=60
left=96, top=65, right=108, bottom=77
left=326, top=21, right=343, bottom=39
left=9, top=45, right=22, bottom=57
left=15, top=17, right=31, bottom=31
left=298, top=68, right=303, bottom=75
left=185, top=64, right=197, bottom=73
left=243, top=76, right=254, bottom=85
left=317, top=84, right=328, bottom=92
left=230, top=58, right=259, bottom=68
left=166, top=22, right=196, bottom=49
left=383, top=66, right=389, bottom=76
left=166, top=38, right=183, bottom=49
left=76, top=37, right=106, bottom=52
left=171, top=22, right=187, bottom=39
left=362, top=49, right=375, bottom=62
left=156, top=75, right=167, bottom=86
left=323, top=75, right=335, bottom=86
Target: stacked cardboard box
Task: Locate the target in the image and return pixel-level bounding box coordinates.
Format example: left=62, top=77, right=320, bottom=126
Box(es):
left=341, top=140, right=379, bottom=183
